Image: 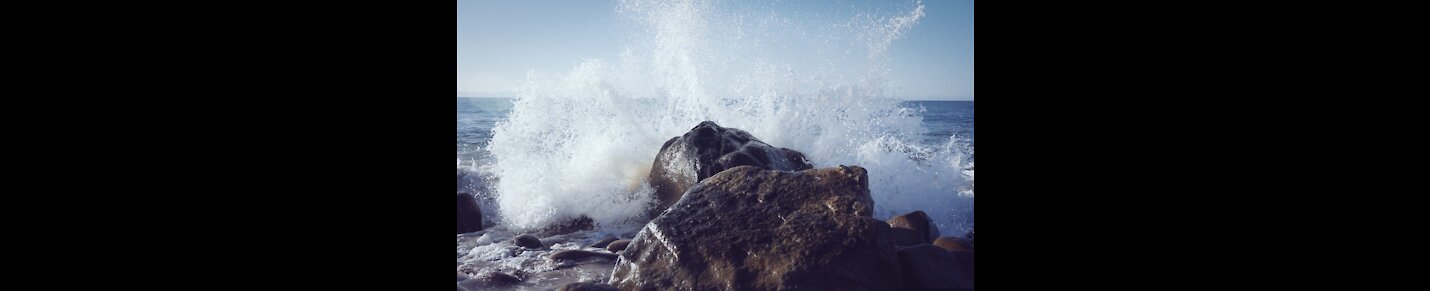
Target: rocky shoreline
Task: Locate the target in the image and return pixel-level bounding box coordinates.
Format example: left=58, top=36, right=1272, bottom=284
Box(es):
left=459, top=121, right=973, bottom=290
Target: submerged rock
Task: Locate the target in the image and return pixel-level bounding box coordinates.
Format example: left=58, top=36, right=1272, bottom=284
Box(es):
left=457, top=193, right=483, bottom=234
left=513, top=234, right=543, bottom=249
left=611, top=165, right=902, bottom=290
left=646, top=121, right=814, bottom=216
left=605, top=239, right=631, bottom=252
left=888, top=210, right=940, bottom=247
left=559, top=282, right=619, bottom=291
left=549, top=250, right=619, bottom=262
left=897, top=245, right=974, bottom=291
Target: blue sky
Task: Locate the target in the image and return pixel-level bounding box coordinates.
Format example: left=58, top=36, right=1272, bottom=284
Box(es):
left=457, top=0, right=973, bottom=101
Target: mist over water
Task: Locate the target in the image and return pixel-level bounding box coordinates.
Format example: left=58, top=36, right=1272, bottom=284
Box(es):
left=481, top=0, right=973, bottom=234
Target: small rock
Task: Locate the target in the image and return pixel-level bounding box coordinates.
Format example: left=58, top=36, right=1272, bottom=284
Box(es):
left=605, top=239, right=631, bottom=252
left=558, top=282, right=619, bottom=291
left=512, top=234, right=543, bottom=249
left=588, top=235, right=618, bottom=248
left=475, top=271, right=522, bottom=285
left=549, top=250, right=619, bottom=262
left=933, top=236, right=973, bottom=252
left=887, top=210, right=940, bottom=246
left=537, top=216, right=596, bottom=237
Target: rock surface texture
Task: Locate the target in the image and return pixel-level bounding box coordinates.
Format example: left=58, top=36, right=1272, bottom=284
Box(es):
left=611, top=165, right=903, bottom=290
left=646, top=121, right=814, bottom=216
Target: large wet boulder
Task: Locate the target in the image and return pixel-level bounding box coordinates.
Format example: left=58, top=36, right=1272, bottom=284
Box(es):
left=646, top=121, right=814, bottom=216
left=888, top=210, right=940, bottom=247
left=457, top=193, right=483, bottom=234
left=611, top=165, right=903, bottom=290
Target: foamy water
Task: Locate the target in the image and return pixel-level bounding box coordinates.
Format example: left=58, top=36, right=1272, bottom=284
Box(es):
left=480, top=0, right=973, bottom=234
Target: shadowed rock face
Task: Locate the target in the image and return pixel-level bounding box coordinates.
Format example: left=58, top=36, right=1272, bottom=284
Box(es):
left=897, top=245, right=974, bottom=291
left=457, top=193, right=483, bottom=234
left=646, top=121, right=814, bottom=217
left=611, top=165, right=902, bottom=291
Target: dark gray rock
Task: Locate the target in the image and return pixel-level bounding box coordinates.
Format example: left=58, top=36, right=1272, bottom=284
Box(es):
left=512, top=234, right=543, bottom=249
left=897, top=245, right=973, bottom=291
left=559, top=282, right=619, bottom=291
left=474, top=271, right=522, bottom=285
left=549, top=250, right=619, bottom=262
left=646, top=121, right=814, bottom=217
left=611, top=165, right=902, bottom=290
left=457, top=193, right=483, bottom=234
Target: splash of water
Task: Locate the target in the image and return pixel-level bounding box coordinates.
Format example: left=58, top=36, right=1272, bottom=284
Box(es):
left=487, top=0, right=972, bottom=233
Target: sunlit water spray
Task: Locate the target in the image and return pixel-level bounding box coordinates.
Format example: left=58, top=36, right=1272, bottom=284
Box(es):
left=485, top=0, right=972, bottom=234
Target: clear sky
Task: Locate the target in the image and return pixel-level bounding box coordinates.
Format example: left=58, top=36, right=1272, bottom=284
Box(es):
left=457, top=0, right=973, bottom=101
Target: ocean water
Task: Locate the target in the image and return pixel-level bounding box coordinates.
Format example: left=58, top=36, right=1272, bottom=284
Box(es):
left=458, top=0, right=971, bottom=287
left=457, top=97, right=973, bottom=229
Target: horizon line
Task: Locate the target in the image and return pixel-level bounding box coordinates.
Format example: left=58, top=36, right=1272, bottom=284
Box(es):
left=457, top=96, right=974, bottom=101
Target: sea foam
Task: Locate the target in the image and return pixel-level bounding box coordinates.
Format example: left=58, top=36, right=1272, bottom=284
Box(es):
left=486, top=0, right=973, bottom=234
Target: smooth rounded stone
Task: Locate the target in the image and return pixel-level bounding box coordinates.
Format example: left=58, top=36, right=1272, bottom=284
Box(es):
left=512, top=234, right=544, bottom=249
left=611, top=165, right=902, bottom=290
left=897, top=244, right=973, bottom=291
left=605, top=239, right=631, bottom=252
left=549, top=250, right=619, bottom=262
left=646, top=121, right=815, bottom=217
left=933, top=236, right=973, bottom=252
left=456, top=271, right=468, bottom=282
left=474, top=271, right=522, bottom=285
left=588, top=235, right=619, bottom=249
left=457, top=193, right=484, bottom=234
left=558, top=282, right=619, bottom=291
left=887, top=210, right=941, bottom=247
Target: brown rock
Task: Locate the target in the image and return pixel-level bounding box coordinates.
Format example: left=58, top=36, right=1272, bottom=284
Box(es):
left=611, top=165, right=901, bottom=290
left=888, top=210, right=940, bottom=246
